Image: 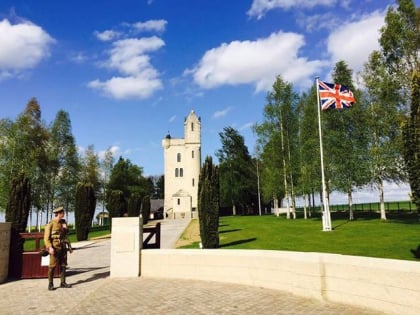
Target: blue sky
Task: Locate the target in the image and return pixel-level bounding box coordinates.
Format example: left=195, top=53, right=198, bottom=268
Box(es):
left=0, top=0, right=415, bottom=203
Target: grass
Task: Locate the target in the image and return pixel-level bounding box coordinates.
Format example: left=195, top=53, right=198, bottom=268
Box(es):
left=180, top=214, right=420, bottom=261
left=22, top=227, right=111, bottom=251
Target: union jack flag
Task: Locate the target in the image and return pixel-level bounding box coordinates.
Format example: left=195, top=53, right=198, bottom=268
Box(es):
left=318, top=80, right=356, bottom=110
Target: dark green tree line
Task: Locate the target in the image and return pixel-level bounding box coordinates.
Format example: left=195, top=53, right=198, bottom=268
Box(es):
left=216, top=127, right=257, bottom=215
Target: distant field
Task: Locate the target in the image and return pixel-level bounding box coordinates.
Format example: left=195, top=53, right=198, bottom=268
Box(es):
left=180, top=213, right=420, bottom=261
left=297, top=200, right=415, bottom=213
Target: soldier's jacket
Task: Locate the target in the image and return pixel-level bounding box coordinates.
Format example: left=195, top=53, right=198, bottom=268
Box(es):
left=44, top=219, right=65, bottom=249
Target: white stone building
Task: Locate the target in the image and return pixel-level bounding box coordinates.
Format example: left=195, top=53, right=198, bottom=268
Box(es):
left=162, top=110, right=201, bottom=219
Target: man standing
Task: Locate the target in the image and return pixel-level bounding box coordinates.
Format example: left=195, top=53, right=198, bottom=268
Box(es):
left=44, top=206, right=72, bottom=290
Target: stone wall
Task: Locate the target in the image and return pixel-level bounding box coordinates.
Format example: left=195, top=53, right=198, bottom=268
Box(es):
left=141, top=249, right=420, bottom=315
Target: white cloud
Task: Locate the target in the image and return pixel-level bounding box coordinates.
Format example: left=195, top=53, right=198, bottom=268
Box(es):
left=247, top=0, right=336, bottom=19
left=169, top=115, right=176, bottom=122
left=108, top=37, right=164, bottom=75
left=0, top=19, right=54, bottom=78
left=188, top=31, right=325, bottom=92
left=213, top=107, right=232, bottom=119
left=69, top=51, right=87, bottom=63
left=133, top=19, right=167, bottom=33
left=327, top=10, right=385, bottom=74
left=94, top=30, right=121, bottom=42
left=88, top=36, right=164, bottom=99
left=98, top=145, right=121, bottom=160
left=88, top=73, right=162, bottom=100
left=239, top=122, right=254, bottom=131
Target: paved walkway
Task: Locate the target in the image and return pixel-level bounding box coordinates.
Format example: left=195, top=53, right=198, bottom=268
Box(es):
left=0, top=219, right=383, bottom=315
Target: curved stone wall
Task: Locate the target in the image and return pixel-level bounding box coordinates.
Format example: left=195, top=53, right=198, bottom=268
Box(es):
left=141, top=249, right=420, bottom=315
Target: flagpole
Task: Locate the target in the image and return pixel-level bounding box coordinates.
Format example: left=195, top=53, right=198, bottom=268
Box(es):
left=316, top=77, right=332, bottom=231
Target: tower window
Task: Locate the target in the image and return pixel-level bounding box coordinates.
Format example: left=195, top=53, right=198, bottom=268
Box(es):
left=177, top=198, right=180, bottom=205
left=192, top=150, right=194, bottom=158
left=177, top=153, right=181, bottom=162
left=191, top=122, right=194, bottom=131
left=180, top=168, right=183, bottom=177
left=192, top=178, right=195, bottom=187
left=175, top=168, right=179, bottom=177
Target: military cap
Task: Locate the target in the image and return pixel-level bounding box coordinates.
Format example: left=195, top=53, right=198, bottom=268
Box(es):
left=53, top=206, right=64, bottom=213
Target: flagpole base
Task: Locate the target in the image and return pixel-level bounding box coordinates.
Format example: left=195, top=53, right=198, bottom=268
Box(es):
left=322, top=213, right=332, bottom=231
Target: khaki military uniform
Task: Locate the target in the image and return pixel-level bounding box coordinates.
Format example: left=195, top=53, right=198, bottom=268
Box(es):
left=44, top=219, right=68, bottom=268
left=44, top=212, right=71, bottom=290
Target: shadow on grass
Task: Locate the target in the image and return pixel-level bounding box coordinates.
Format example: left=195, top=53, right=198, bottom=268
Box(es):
left=410, top=245, right=420, bottom=259
left=219, top=237, right=257, bottom=248
left=332, top=220, right=351, bottom=230
left=219, top=229, right=242, bottom=234
left=330, top=211, right=420, bottom=224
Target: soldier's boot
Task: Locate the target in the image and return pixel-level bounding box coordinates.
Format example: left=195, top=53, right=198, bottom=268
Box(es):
left=48, top=268, right=54, bottom=291
left=60, top=267, right=72, bottom=288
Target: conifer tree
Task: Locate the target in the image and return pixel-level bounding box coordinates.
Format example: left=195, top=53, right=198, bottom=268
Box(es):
left=198, top=156, right=219, bottom=248
left=74, top=182, right=96, bottom=241
left=5, top=172, right=31, bottom=277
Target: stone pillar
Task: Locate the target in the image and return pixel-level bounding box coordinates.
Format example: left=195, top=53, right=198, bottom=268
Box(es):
left=110, top=217, right=142, bottom=278
left=0, top=222, right=12, bottom=283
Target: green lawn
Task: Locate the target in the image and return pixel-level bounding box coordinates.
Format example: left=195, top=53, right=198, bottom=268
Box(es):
left=211, top=214, right=420, bottom=261
left=22, top=227, right=111, bottom=251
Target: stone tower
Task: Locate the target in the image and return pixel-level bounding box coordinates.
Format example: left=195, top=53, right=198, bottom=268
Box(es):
left=162, top=110, right=201, bottom=219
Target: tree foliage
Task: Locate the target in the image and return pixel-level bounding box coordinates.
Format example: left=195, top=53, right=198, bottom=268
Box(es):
left=48, top=110, right=80, bottom=219
left=106, top=156, right=152, bottom=222
left=403, top=70, right=420, bottom=209
left=216, top=126, right=257, bottom=215
left=296, top=88, right=321, bottom=212
left=107, top=190, right=126, bottom=228
left=379, top=0, right=420, bottom=211
left=322, top=62, right=370, bottom=219
left=253, top=76, right=299, bottom=216
left=74, top=182, right=96, bottom=241
left=198, top=156, right=219, bottom=248
left=5, top=172, right=31, bottom=277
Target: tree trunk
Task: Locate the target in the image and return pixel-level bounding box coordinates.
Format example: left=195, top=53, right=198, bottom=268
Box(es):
left=379, top=179, right=387, bottom=221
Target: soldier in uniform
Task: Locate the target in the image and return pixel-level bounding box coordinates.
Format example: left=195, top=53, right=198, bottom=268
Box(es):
left=44, top=206, right=72, bottom=290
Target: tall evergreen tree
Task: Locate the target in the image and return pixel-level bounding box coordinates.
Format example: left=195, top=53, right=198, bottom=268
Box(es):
left=74, top=182, right=96, bottom=241
left=48, top=110, right=80, bottom=221
left=107, top=190, right=126, bottom=228
left=198, top=156, right=219, bottom=248
left=403, top=71, right=420, bottom=210
left=141, top=194, right=151, bottom=224
left=216, top=127, right=256, bottom=215
left=5, top=172, right=31, bottom=277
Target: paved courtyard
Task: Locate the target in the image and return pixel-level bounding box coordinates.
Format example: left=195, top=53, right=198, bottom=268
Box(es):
left=0, top=219, right=384, bottom=314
